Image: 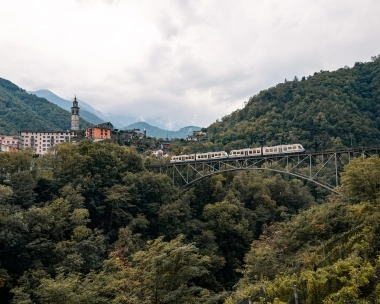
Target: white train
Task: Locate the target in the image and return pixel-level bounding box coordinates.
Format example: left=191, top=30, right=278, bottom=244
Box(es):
left=170, top=144, right=305, bottom=163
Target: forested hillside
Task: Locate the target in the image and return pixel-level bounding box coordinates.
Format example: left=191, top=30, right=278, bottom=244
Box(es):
left=207, top=57, right=380, bottom=152
left=1, top=58, right=380, bottom=303
left=1, top=141, right=379, bottom=303
left=0, top=141, right=315, bottom=303
left=226, top=155, right=380, bottom=303
left=0, top=78, right=92, bottom=135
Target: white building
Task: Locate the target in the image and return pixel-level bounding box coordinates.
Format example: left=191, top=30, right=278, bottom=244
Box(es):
left=18, top=130, right=74, bottom=155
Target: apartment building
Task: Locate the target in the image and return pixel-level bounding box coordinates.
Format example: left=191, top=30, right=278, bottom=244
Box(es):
left=18, top=130, right=74, bottom=155
left=85, top=122, right=113, bottom=140
left=0, top=135, right=21, bottom=152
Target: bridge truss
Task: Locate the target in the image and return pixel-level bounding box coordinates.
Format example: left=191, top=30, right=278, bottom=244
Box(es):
left=147, top=147, right=380, bottom=193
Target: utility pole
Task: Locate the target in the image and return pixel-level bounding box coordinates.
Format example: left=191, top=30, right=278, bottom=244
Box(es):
left=293, top=285, right=299, bottom=304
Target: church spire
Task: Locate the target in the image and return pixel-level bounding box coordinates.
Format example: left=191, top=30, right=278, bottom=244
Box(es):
left=71, top=95, right=80, bottom=131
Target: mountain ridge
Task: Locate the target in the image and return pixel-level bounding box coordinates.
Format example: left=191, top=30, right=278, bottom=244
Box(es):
left=0, top=78, right=92, bottom=135
left=122, top=121, right=201, bottom=139
left=29, top=89, right=124, bottom=128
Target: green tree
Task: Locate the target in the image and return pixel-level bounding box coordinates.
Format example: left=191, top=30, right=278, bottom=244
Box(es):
left=203, top=200, right=253, bottom=286
left=104, top=184, right=135, bottom=236
left=9, top=171, right=37, bottom=208
left=130, top=235, right=212, bottom=303
left=341, top=155, right=380, bottom=202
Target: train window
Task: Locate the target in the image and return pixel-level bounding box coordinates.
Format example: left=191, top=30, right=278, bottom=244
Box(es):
left=274, top=148, right=277, bottom=152
left=284, top=147, right=287, bottom=151
left=298, top=146, right=301, bottom=149
left=270, top=149, right=273, bottom=152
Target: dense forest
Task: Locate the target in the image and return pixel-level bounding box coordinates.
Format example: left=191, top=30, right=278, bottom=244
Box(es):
left=0, top=78, right=92, bottom=135
left=0, top=141, right=380, bottom=303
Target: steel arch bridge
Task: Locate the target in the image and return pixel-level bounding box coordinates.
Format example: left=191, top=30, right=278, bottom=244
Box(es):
left=146, top=147, right=380, bottom=193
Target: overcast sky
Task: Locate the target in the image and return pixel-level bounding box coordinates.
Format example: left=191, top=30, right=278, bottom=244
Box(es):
left=1, top=0, right=380, bottom=130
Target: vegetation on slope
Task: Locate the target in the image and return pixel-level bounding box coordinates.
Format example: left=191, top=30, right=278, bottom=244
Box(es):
left=226, top=155, right=380, bottom=303
left=207, top=57, right=380, bottom=152
left=0, top=140, right=379, bottom=303
left=0, top=140, right=315, bottom=303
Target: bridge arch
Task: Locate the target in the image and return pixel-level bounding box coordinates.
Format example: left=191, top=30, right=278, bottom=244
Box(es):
left=146, top=147, right=380, bottom=194
left=183, top=167, right=339, bottom=194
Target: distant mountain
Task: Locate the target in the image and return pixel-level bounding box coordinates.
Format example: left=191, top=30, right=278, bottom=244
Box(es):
left=0, top=78, right=92, bottom=135
left=29, top=90, right=124, bottom=128
left=122, top=121, right=201, bottom=139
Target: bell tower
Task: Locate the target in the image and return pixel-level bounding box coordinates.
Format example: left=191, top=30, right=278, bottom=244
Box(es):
left=71, top=95, right=80, bottom=131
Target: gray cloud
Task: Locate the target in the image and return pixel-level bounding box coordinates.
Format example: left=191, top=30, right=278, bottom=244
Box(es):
left=1, top=0, right=380, bottom=130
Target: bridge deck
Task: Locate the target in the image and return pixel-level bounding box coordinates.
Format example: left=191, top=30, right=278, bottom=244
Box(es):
left=146, top=147, right=380, bottom=192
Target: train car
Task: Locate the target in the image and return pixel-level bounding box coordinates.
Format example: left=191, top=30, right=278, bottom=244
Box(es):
left=170, top=151, right=228, bottom=163
left=170, top=154, right=192, bottom=163
left=170, top=144, right=305, bottom=163
left=195, top=151, right=228, bottom=161
left=262, top=144, right=305, bottom=155
left=229, top=147, right=262, bottom=158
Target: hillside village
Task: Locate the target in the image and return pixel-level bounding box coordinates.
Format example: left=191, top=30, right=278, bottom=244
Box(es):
left=0, top=95, right=208, bottom=157
left=0, top=96, right=151, bottom=155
